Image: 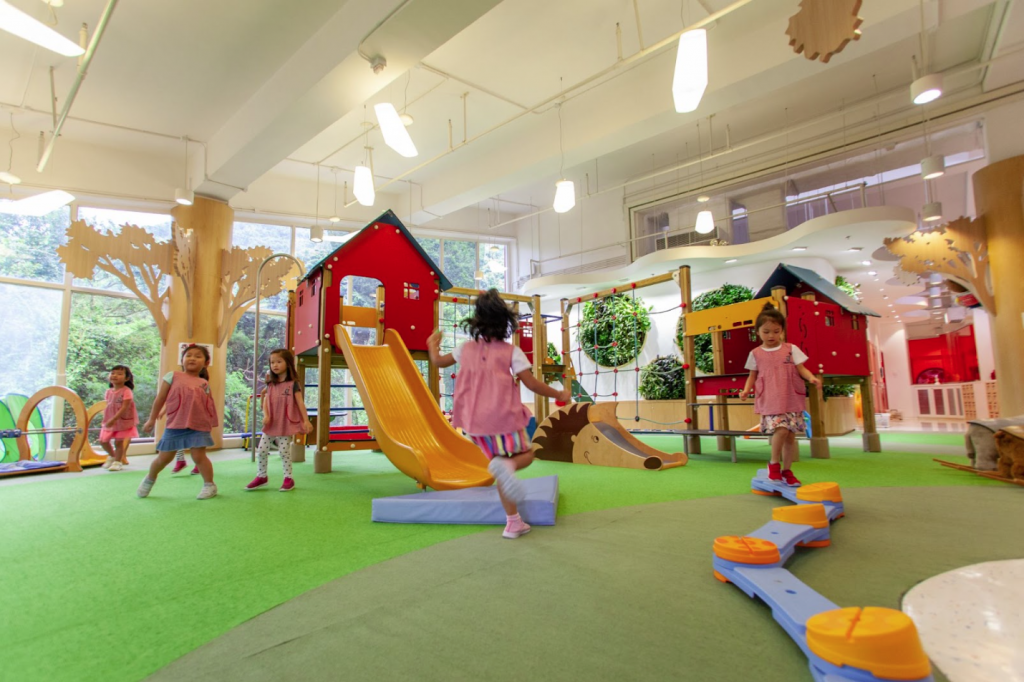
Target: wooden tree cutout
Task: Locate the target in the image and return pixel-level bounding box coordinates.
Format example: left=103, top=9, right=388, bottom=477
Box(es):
left=787, top=0, right=863, bottom=64
left=57, top=221, right=174, bottom=341
left=884, top=216, right=995, bottom=313
left=173, top=225, right=197, bottom=337
left=217, top=246, right=300, bottom=345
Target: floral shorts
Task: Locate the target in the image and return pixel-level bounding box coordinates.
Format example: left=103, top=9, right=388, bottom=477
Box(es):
left=760, top=412, right=806, bottom=435
left=469, top=429, right=531, bottom=459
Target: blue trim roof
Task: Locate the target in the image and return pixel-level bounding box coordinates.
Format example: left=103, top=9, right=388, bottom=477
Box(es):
left=300, top=210, right=452, bottom=290
left=754, top=264, right=880, bottom=317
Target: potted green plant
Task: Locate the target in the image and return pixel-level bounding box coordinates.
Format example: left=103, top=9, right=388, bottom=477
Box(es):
left=576, top=294, right=651, bottom=367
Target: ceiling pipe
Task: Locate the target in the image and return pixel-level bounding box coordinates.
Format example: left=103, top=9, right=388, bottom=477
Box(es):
left=36, top=0, right=120, bottom=173
left=342, top=0, right=759, bottom=207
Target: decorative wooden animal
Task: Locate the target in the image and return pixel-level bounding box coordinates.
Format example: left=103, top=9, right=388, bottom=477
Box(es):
left=786, top=0, right=863, bottom=64
left=994, top=425, right=1024, bottom=480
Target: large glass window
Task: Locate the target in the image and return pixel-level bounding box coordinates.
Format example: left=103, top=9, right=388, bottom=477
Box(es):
left=224, top=312, right=288, bottom=435
left=294, top=227, right=340, bottom=272
left=443, top=239, right=477, bottom=289
left=0, top=206, right=70, bottom=283
left=233, top=222, right=292, bottom=312
left=478, top=242, right=507, bottom=290
left=0, top=283, right=62, bottom=423
left=416, top=237, right=441, bottom=272
left=64, top=293, right=162, bottom=439
left=73, top=208, right=173, bottom=293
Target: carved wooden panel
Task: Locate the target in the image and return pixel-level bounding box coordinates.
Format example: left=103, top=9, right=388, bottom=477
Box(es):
left=786, top=0, right=863, bottom=64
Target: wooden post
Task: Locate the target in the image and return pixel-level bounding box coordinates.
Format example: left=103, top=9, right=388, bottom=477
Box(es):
left=532, top=295, right=545, bottom=422
left=859, top=375, right=881, bottom=452
left=678, top=266, right=700, bottom=454
left=315, top=269, right=333, bottom=474
left=292, top=360, right=307, bottom=463
left=375, top=285, right=385, bottom=345
left=710, top=330, right=731, bottom=452
left=771, top=286, right=788, bottom=317
left=807, top=375, right=830, bottom=459
left=429, top=282, right=440, bottom=404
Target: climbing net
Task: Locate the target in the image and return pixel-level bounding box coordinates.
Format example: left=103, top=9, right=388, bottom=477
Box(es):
left=564, top=283, right=694, bottom=428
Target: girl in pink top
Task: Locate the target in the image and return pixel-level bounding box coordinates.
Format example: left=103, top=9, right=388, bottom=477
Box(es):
left=138, top=345, right=220, bottom=500
left=741, top=303, right=822, bottom=486
left=428, top=289, right=571, bottom=539
left=99, top=365, right=138, bottom=472
left=246, top=348, right=312, bottom=492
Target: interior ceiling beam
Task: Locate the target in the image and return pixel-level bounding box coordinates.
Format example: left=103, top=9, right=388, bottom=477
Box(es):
left=195, top=0, right=502, bottom=202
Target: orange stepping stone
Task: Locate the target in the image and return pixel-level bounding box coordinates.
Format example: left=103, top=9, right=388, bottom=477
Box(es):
left=713, top=535, right=780, bottom=565
left=806, top=607, right=931, bottom=680
left=796, top=481, right=843, bottom=504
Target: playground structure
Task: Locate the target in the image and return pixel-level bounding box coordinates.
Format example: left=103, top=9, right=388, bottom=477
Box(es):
left=534, top=263, right=882, bottom=467
left=714, top=473, right=934, bottom=682
left=0, top=386, right=92, bottom=477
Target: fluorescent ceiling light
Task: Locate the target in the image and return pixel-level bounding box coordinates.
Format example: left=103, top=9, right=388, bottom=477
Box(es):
left=374, top=103, right=418, bottom=158
left=921, top=154, right=945, bottom=180
left=911, top=74, right=943, bottom=105
left=0, top=171, right=21, bottom=184
left=0, top=189, right=74, bottom=216
left=353, top=165, right=375, bottom=207
left=922, top=201, right=942, bottom=222
left=553, top=179, right=575, bottom=213
left=672, top=29, right=708, bottom=113
left=695, top=210, right=715, bottom=234
left=0, top=1, right=84, bottom=57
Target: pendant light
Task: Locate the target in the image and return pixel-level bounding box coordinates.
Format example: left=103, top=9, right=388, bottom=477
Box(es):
left=694, top=120, right=714, bottom=234
left=329, top=168, right=341, bottom=222
left=374, top=102, right=417, bottom=158
left=921, top=154, right=944, bottom=180
left=310, top=163, right=323, bottom=242
left=1, top=113, right=21, bottom=185
left=910, top=2, right=942, bottom=105
left=922, top=201, right=942, bottom=222
left=552, top=101, right=575, bottom=213
left=672, top=29, right=708, bottom=113
left=175, top=137, right=193, bottom=206
left=353, top=151, right=375, bottom=207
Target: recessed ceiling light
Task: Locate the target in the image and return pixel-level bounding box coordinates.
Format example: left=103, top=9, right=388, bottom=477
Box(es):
left=888, top=304, right=893, bottom=307
left=861, top=260, right=871, bottom=266
left=883, top=295, right=889, bottom=299
left=725, top=258, right=737, bottom=263
left=792, top=246, right=807, bottom=252
left=847, top=247, right=862, bottom=252
left=868, top=271, right=877, bottom=276
left=697, top=194, right=711, bottom=203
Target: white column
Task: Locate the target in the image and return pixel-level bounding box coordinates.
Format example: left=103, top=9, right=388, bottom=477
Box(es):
left=972, top=308, right=996, bottom=381
left=877, top=321, right=913, bottom=417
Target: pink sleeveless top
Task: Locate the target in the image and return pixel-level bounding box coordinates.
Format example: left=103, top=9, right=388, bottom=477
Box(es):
left=452, top=339, right=532, bottom=436
left=753, top=343, right=808, bottom=416
left=262, top=380, right=303, bottom=437
left=103, top=387, right=137, bottom=430
left=165, top=371, right=218, bottom=431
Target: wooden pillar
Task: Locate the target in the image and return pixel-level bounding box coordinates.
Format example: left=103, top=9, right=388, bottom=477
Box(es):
left=429, top=285, right=440, bottom=404
left=806, top=378, right=830, bottom=459
left=771, top=286, right=788, bottom=317
left=167, top=197, right=233, bottom=449
left=531, top=295, right=545, bottom=422
left=859, top=376, right=880, bottom=452
left=315, top=269, right=333, bottom=473
left=292, top=361, right=307, bottom=463
left=678, top=266, right=700, bottom=453
left=710, top=330, right=731, bottom=452
left=974, top=155, right=1024, bottom=417
left=375, top=285, right=385, bottom=345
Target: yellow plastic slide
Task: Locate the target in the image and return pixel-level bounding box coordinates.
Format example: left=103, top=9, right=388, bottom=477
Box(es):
left=335, top=325, right=494, bottom=491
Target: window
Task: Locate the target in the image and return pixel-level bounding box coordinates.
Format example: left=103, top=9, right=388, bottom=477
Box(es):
left=403, top=282, right=420, bottom=300
left=0, top=283, right=62, bottom=424
left=443, top=239, right=476, bottom=289
left=73, top=208, right=173, bottom=293
left=416, top=237, right=441, bottom=271
left=64, top=293, right=162, bottom=442
left=233, top=222, right=292, bottom=312
left=339, top=275, right=382, bottom=345
left=294, top=227, right=338, bottom=271
left=224, top=312, right=288, bottom=435
left=0, top=205, right=70, bottom=283
left=478, top=242, right=507, bottom=290
left=825, top=310, right=835, bottom=327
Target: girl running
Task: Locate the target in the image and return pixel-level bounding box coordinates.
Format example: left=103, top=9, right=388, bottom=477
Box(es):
left=246, top=348, right=312, bottom=492
left=99, top=365, right=138, bottom=472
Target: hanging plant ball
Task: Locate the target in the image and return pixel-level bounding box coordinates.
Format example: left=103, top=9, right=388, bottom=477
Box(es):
left=676, top=283, right=754, bottom=374
left=576, top=294, right=651, bottom=367
left=639, top=355, right=687, bottom=400
left=546, top=342, right=562, bottom=365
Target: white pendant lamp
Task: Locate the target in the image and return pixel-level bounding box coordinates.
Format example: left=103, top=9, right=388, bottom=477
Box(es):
left=374, top=103, right=418, bottom=158
left=672, top=29, right=708, bottom=113
left=0, top=171, right=20, bottom=185
left=0, top=189, right=74, bottom=216
left=553, top=179, right=575, bottom=213
left=922, top=201, right=942, bottom=222
left=310, top=224, right=324, bottom=243
left=329, top=170, right=342, bottom=222
left=353, top=164, right=375, bottom=207
left=0, top=0, right=84, bottom=57
left=911, top=73, right=943, bottom=105
left=921, top=154, right=944, bottom=180
left=695, top=209, right=715, bottom=234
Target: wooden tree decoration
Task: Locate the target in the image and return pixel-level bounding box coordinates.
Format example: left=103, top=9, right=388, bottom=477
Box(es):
left=884, top=216, right=995, bottom=313
left=786, top=0, right=863, bottom=64
left=173, top=224, right=197, bottom=337
left=217, top=246, right=299, bottom=345
left=57, top=221, right=173, bottom=341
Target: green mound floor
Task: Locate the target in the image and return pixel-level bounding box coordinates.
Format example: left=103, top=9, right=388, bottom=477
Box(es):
left=0, top=436, right=998, bottom=682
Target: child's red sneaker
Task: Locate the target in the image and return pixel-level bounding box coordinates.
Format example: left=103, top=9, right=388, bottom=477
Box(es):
left=781, top=469, right=801, bottom=487
left=768, top=462, right=782, bottom=481
left=172, top=460, right=187, bottom=474
left=279, top=477, right=295, bottom=492
left=245, top=476, right=269, bottom=490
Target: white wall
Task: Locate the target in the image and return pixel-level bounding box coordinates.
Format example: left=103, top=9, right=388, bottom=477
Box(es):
left=972, top=308, right=996, bottom=381
left=873, top=320, right=913, bottom=416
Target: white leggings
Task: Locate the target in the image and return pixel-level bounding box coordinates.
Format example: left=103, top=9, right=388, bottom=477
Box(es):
left=256, top=435, right=294, bottom=478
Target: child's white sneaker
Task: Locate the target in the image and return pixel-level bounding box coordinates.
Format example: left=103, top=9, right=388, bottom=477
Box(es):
left=197, top=483, right=218, bottom=500
left=488, top=457, right=525, bottom=503
left=102, top=456, right=115, bottom=469
left=108, top=461, right=123, bottom=471
left=137, top=478, right=154, bottom=498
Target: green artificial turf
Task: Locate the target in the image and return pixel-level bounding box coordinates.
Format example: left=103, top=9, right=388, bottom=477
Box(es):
left=876, top=431, right=965, bottom=446
left=0, top=437, right=998, bottom=682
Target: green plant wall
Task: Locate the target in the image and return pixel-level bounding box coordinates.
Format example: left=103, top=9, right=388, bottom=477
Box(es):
left=576, top=294, right=651, bottom=367
left=639, top=355, right=687, bottom=400
left=675, top=283, right=754, bottom=374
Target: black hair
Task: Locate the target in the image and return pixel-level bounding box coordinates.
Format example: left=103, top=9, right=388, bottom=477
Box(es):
left=181, top=344, right=211, bottom=382
left=460, top=288, right=517, bottom=342
left=266, top=348, right=299, bottom=384
left=199, top=368, right=210, bottom=381
left=755, top=302, right=786, bottom=331
left=108, top=365, right=135, bottom=390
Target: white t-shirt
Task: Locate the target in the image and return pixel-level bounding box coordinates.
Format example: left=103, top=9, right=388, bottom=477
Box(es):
left=452, top=342, right=533, bottom=375
left=744, top=344, right=808, bottom=371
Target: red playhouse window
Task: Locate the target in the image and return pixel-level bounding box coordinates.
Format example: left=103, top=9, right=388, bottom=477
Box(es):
left=825, top=310, right=835, bottom=327
left=521, top=324, right=534, bottom=340
left=724, top=330, right=732, bottom=340
left=748, top=329, right=757, bottom=342
left=403, top=282, right=420, bottom=300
